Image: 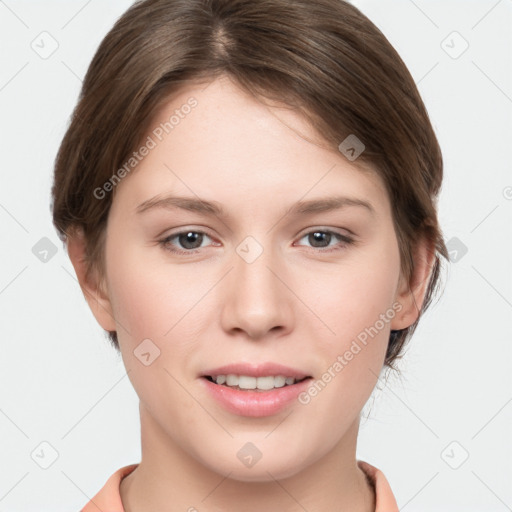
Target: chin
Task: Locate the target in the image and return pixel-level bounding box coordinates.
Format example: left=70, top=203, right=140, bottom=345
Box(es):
left=202, top=448, right=310, bottom=483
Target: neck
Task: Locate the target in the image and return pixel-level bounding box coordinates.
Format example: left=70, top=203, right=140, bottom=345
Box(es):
left=120, top=403, right=375, bottom=512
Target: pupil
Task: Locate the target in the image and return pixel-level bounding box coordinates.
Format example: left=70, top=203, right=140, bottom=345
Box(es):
left=180, top=232, right=202, bottom=249
left=310, top=231, right=330, bottom=247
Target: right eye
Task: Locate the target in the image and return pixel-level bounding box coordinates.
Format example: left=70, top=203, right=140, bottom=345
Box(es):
left=159, top=230, right=217, bottom=255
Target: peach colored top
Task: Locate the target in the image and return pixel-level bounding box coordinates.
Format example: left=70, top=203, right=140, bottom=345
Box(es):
left=81, top=460, right=399, bottom=511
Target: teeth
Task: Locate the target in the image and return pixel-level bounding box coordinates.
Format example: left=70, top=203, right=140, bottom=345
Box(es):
left=212, top=374, right=300, bottom=390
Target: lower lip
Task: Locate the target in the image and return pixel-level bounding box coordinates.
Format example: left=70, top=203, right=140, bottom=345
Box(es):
left=200, top=377, right=313, bottom=417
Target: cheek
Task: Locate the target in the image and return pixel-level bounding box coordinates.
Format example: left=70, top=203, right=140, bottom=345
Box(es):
left=105, top=237, right=202, bottom=340
left=105, top=247, right=204, bottom=414
left=311, top=242, right=399, bottom=339
left=302, top=238, right=401, bottom=391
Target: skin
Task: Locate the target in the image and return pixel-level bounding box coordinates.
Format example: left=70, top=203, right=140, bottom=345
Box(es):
left=68, top=74, right=434, bottom=512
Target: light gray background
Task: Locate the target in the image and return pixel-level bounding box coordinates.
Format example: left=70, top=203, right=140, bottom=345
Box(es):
left=0, top=0, right=511, bottom=510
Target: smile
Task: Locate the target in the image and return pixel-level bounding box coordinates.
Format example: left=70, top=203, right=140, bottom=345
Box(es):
left=204, top=374, right=310, bottom=391
left=201, top=374, right=313, bottom=417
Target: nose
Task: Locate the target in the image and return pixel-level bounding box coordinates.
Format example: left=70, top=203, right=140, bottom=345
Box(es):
left=219, top=239, right=294, bottom=341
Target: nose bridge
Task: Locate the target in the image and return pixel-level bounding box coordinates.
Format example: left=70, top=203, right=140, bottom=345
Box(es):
left=220, top=235, right=292, bottom=338
left=233, top=235, right=282, bottom=308
left=235, top=235, right=276, bottom=293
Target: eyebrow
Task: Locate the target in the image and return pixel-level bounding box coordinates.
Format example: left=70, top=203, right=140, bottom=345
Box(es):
left=135, top=194, right=375, bottom=217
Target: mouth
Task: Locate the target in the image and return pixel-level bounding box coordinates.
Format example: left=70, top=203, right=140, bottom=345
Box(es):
left=200, top=364, right=314, bottom=416
left=202, top=374, right=312, bottom=392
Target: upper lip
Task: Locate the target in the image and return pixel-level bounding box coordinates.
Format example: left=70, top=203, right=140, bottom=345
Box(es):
left=201, top=362, right=311, bottom=379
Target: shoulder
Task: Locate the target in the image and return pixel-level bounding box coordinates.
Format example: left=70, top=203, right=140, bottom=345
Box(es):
left=357, top=459, right=399, bottom=512
left=80, top=463, right=139, bottom=512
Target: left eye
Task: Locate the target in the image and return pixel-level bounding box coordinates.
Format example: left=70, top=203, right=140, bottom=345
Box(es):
left=295, top=230, right=354, bottom=251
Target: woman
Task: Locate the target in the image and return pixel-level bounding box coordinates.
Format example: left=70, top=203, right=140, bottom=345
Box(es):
left=51, top=0, right=448, bottom=510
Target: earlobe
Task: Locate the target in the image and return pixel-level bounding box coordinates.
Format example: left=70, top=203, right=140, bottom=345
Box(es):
left=391, top=236, right=436, bottom=331
left=66, top=227, right=117, bottom=332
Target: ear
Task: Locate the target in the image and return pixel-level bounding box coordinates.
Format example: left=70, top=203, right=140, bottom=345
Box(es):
left=66, top=228, right=117, bottom=332
left=391, top=235, right=436, bottom=330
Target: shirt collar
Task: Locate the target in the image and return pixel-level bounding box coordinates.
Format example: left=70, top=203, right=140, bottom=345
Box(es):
left=81, top=460, right=398, bottom=511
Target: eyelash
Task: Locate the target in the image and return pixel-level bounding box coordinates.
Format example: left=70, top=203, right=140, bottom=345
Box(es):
left=158, top=228, right=356, bottom=256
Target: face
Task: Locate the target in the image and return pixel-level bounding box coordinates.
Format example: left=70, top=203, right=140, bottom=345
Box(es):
left=99, top=75, right=406, bottom=481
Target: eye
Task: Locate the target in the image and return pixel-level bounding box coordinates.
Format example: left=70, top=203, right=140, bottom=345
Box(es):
left=158, top=228, right=355, bottom=256
left=295, top=229, right=355, bottom=252
left=159, top=230, right=215, bottom=255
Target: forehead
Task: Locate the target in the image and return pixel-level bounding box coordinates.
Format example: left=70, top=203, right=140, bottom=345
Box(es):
left=111, top=75, right=389, bottom=219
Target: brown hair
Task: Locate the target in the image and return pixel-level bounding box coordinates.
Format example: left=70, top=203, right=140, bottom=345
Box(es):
left=51, top=0, right=449, bottom=370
